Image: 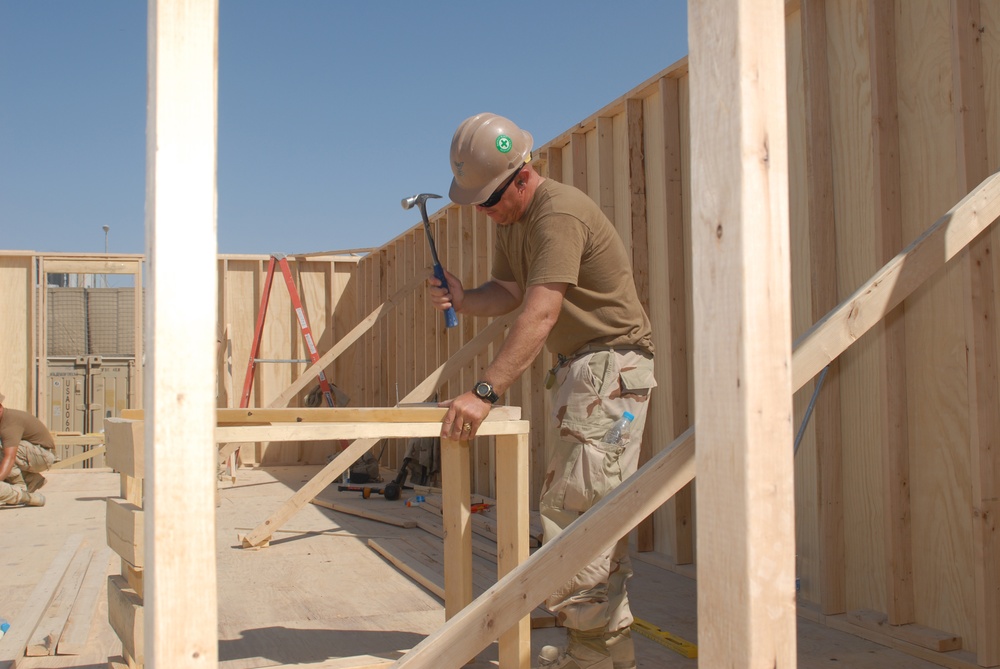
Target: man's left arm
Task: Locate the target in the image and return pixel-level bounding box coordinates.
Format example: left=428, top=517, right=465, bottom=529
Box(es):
left=440, top=281, right=566, bottom=441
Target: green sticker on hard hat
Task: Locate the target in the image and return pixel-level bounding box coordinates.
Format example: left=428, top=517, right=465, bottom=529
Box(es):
left=496, top=135, right=513, bottom=153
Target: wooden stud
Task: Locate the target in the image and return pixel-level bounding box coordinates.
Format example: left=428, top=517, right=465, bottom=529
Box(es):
left=868, top=0, right=915, bottom=626
left=145, top=1, right=220, bottom=667
left=597, top=116, right=616, bottom=225
left=107, top=497, right=145, bottom=568
left=108, top=574, right=144, bottom=668
left=441, top=437, right=473, bottom=619
left=659, top=75, right=694, bottom=566
left=570, top=133, right=587, bottom=192
left=57, top=547, right=115, bottom=656
left=496, top=432, right=530, bottom=669
left=26, top=545, right=93, bottom=656
left=951, top=0, right=1000, bottom=664
left=625, top=98, right=656, bottom=554
left=801, top=0, right=847, bottom=615
left=689, top=1, right=796, bottom=667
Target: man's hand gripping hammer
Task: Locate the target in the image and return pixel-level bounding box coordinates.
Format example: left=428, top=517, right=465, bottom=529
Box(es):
left=401, top=193, right=458, bottom=328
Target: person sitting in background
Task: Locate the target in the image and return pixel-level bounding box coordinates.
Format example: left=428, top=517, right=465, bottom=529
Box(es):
left=0, top=392, right=55, bottom=507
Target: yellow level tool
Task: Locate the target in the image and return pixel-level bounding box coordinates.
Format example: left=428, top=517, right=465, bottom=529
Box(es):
left=631, top=617, right=698, bottom=659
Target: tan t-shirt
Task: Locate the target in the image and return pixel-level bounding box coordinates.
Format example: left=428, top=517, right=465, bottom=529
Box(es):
left=492, top=179, right=654, bottom=357
left=0, top=407, right=56, bottom=451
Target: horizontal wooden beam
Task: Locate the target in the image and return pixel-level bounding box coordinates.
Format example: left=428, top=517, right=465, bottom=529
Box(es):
left=216, top=419, right=529, bottom=444
left=792, top=170, right=1000, bottom=389
left=42, top=259, right=142, bottom=274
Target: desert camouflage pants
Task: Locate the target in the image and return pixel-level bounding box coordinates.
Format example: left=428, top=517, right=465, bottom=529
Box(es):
left=539, top=348, right=656, bottom=632
left=0, top=440, right=55, bottom=505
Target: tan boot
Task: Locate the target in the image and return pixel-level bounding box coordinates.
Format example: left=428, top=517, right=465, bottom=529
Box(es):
left=17, top=490, right=45, bottom=507
left=537, top=628, right=613, bottom=669
left=604, top=628, right=636, bottom=669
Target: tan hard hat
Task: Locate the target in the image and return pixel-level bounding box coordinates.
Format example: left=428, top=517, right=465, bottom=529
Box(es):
left=449, top=113, right=533, bottom=205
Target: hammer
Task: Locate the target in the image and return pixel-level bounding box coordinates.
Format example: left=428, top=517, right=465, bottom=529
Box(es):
left=402, top=193, right=458, bottom=328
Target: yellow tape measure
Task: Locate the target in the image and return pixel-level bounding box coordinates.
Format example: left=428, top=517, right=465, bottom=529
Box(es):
left=631, top=617, right=698, bottom=659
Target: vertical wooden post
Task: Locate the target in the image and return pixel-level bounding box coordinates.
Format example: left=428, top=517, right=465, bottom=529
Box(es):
left=442, top=437, right=472, bottom=619
left=868, top=0, right=915, bottom=626
left=659, top=76, right=694, bottom=566
left=144, top=1, right=219, bottom=667
left=496, top=433, right=530, bottom=669
left=626, top=98, right=658, bottom=553
left=800, top=0, right=846, bottom=615
left=952, top=0, right=1000, bottom=664
left=689, top=0, right=796, bottom=666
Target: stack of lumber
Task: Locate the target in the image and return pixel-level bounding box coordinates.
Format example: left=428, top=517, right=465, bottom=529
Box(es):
left=0, top=535, right=115, bottom=668
left=103, top=418, right=146, bottom=669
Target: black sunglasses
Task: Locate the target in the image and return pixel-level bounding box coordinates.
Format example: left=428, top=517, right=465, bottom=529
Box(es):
left=478, top=164, right=524, bottom=208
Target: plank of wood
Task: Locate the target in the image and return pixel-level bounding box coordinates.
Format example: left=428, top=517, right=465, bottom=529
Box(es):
left=800, top=0, right=846, bottom=616
left=690, top=1, right=796, bottom=667
left=107, top=574, right=144, bottom=666
left=369, top=537, right=445, bottom=599
left=411, top=507, right=498, bottom=561
left=846, top=609, right=962, bottom=652
left=25, top=545, right=94, bottom=656
left=145, top=4, right=220, bottom=668
left=125, top=404, right=522, bottom=424
left=310, top=498, right=417, bottom=529
left=0, top=534, right=85, bottom=669
left=951, top=1, right=999, bottom=664
left=656, top=75, right=694, bottom=566
left=57, top=547, right=115, bottom=655
left=441, top=437, right=472, bottom=620
left=269, top=651, right=403, bottom=669
left=103, top=418, right=144, bottom=480
left=50, top=444, right=106, bottom=469
left=106, top=497, right=144, bottom=568
left=868, top=0, right=914, bottom=626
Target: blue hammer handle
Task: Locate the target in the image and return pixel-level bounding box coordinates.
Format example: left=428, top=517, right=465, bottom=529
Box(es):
left=433, top=263, right=459, bottom=328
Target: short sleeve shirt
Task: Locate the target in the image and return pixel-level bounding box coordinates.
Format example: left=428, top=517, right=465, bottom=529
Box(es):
left=492, top=179, right=654, bottom=357
left=0, top=407, right=56, bottom=451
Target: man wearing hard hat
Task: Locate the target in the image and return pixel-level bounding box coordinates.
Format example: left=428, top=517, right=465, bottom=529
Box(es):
left=428, top=113, right=656, bottom=669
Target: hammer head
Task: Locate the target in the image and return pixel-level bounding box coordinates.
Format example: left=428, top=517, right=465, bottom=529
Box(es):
left=401, top=193, right=442, bottom=211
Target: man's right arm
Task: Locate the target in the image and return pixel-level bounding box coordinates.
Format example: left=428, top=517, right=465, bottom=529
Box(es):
left=428, top=268, right=522, bottom=317
left=458, top=278, right=522, bottom=317
left=0, top=445, right=17, bottom=482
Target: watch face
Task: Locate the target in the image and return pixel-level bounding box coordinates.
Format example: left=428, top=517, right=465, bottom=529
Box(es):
left=474, top=382, right=496, bottom=402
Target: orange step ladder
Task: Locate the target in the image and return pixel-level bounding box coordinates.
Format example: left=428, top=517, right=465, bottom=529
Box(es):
left=240, top=254, right=341, bottom=409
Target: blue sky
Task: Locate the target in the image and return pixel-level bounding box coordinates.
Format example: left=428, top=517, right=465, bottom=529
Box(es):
left=1, top=2, right=688, bottom=256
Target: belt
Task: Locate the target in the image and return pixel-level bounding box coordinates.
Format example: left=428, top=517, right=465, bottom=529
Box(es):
left=545, top=344, right=652, bottom=389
